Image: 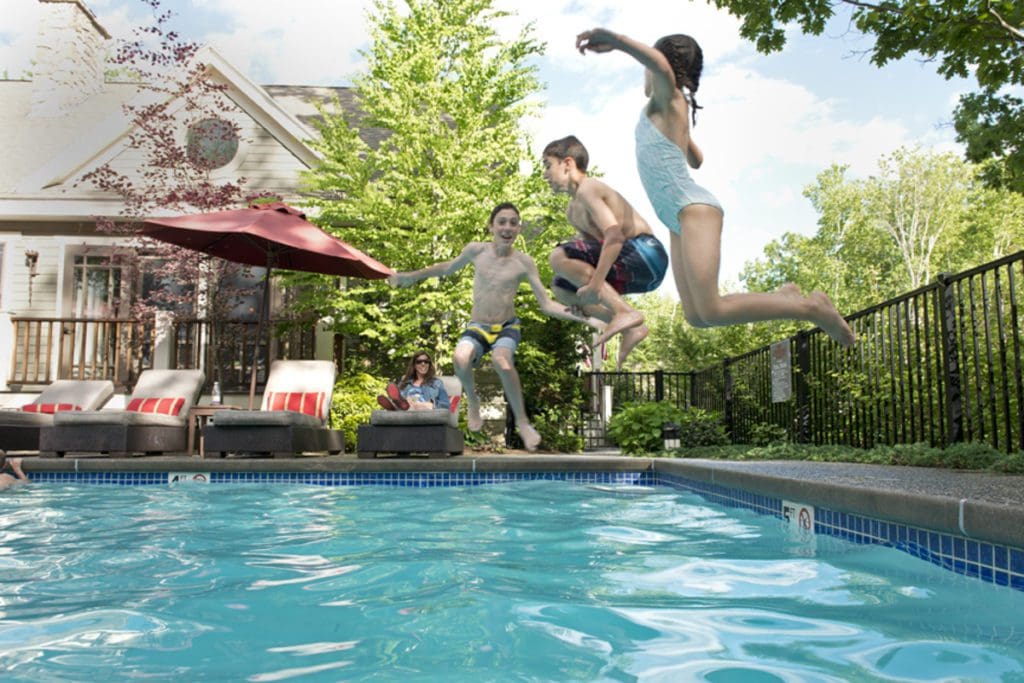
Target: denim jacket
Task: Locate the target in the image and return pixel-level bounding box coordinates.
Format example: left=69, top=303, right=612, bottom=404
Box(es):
left=399, top=377, right=450, bottom=409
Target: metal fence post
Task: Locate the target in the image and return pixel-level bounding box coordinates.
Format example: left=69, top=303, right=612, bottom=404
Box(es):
left=654, top=369, right=664, bottom=402
left=723, top=358, right=734, bottom=440
left=937, top=272, right=963, bottom=445
left=794, top=331, right=811, bottom=444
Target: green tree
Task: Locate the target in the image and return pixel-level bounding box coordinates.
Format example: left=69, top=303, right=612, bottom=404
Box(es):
left=742, top=148, right=1019, bottom=315
left=864, top=148, right=972, bottom=289
left=704, top=0, right=1024, bottom=191
left=299, top=0, right=546, bottom=375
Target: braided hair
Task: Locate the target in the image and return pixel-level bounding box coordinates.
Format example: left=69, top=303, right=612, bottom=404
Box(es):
left=654, top=34, right=704, bottom=126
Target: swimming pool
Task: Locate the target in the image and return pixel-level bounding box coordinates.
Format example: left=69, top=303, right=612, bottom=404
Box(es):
left=2, top=479, right=1023, bottom=681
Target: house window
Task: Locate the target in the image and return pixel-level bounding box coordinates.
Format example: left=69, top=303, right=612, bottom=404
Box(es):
left=186, top=118, right=239, bottom=170
left=72, top=255, right=124, bottom=318
left=139, top=257, right=195, bottom=316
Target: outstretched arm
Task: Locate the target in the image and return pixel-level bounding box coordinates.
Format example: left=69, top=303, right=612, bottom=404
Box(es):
left=576, top=28, right=678, bottom=103
left=522, top=255, right=604, bottom=331
left=388, top=243, right=481, bottom=288
left=574, top=182, right=624, bottom=306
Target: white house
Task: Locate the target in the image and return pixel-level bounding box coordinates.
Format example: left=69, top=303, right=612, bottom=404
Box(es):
left=0, top=0, right=376, bottom=402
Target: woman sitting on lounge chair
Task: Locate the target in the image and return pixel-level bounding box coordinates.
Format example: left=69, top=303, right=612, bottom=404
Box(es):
left=378, top=351, right=451, bottom=412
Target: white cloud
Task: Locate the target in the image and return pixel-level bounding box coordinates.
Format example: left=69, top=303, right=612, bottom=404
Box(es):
left=3, top=0, right=966, bottom=289
left=0, top=0, right=41, bottom=77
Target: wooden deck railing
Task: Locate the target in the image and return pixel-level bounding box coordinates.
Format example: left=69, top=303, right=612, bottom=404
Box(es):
left=9, top=316, right=318, bottom=390
left=9, top=317, right=154, bottom=387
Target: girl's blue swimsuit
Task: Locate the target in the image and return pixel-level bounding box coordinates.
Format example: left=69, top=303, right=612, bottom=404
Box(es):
left=635, top=108, right=723, bottom=234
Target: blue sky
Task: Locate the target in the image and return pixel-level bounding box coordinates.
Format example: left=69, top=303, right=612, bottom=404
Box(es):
left=2, top=0, right=974, bottom=288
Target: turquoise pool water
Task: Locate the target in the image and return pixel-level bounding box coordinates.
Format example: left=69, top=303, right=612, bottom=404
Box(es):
left=1, top=481, right=1023, bottom=681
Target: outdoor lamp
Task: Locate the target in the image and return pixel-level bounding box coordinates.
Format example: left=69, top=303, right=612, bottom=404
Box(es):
left=662, top=422, right=681, bottom=451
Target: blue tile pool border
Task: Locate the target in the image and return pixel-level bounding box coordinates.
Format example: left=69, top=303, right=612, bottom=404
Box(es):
left=28, top=468, right=1024, bottom=592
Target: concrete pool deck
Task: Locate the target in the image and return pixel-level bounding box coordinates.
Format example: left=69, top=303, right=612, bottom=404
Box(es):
left=19, top=452, right=1024, bottom=550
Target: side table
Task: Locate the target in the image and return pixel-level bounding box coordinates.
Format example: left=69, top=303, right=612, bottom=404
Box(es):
left=187, top=405, right=241, bottom=458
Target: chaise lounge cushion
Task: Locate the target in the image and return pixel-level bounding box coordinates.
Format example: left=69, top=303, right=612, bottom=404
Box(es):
left=370, top=409, right=451, bottom=426
left=54, top=411, right=185, bottom=428
left=213, top=410, right=323, bottom=428
left=53, top=369, right=205, bottom=427
left=203, top=360, right=343, bottom=457
left=0, top=380, right=115, bottom=429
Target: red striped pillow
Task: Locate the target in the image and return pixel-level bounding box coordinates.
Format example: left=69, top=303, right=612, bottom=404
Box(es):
left=265, top=391, right=325, bottom=419
left=126, top=397, right=186, bottom=416
left=21, top=403, right=81, bottom=414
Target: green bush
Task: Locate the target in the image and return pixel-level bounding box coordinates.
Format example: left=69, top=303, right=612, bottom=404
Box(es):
left=607, top=401, right=683, bottom=455
left=531, top=406, right=584, bottom=453
left=608, top=403, right=730, bottom=455
left=330, top=372, right=388, bottom=452
left=747, top=421, right=789, bottom=446
left=676, top=407, right=730, bottom=448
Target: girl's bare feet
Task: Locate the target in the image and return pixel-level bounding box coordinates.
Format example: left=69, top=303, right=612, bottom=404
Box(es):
left=808, top=291, right=856, bottom=347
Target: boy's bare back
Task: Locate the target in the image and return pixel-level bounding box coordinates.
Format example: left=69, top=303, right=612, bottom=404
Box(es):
left=566, top=176, right=655, bottom=241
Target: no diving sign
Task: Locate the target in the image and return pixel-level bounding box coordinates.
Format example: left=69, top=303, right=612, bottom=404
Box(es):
left=783, top=500, right=816, bottom=546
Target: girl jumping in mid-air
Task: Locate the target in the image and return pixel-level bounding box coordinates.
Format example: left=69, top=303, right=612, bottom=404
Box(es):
left=576, top=28, right=856, bottom=347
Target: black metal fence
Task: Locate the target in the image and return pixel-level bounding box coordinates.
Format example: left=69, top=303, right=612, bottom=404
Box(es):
left=583, top=250, right=1024, bottom=453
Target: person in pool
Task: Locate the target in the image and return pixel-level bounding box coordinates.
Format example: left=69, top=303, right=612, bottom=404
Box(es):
left=574, top=28, right=856, bottom=347
left=0, top=453, right=29, bottom=490
left=378, top=350, right=451, bottom=411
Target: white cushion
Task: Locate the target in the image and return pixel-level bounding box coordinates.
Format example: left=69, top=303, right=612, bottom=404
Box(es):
left=0, top=411, right=56, bottom=427
left=370, top=408, right=451, bottom=426
left=54, top=410, right=185, bottom=428
left=259, top=360, right=336, bottom=422
left=128, top=369, right=206, bottom=423
left=30, top=379, right=116, bottom=410
left=212, top=409, right=323, bottom=428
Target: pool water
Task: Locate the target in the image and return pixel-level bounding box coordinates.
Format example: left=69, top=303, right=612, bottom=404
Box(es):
left=1, top=481, right=1023, bottom=681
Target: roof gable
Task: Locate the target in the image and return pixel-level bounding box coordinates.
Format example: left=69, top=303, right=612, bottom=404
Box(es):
left=9, top=46, right=321, bottom=198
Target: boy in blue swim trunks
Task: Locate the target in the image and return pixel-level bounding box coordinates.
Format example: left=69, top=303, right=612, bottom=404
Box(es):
left=388, top=203, right=602, bottom=451
left=543, top=135, right=669, bottom=368
left=573, top=28, right=856, bottom=347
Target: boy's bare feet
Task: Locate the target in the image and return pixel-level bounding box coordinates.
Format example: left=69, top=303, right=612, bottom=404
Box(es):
left=519, top=423, right=541, bottom=452
left=617, top=324, right=649, bottom=369
left=593, top=310, right=644, bottom=347
left=467, top=398, right=483, bottom=432
left=809, top=291, right=857, bottom=347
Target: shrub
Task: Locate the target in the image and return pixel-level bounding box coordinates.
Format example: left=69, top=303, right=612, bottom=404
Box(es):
left=747, top=421, right=789, bottom=446
left=330, top=372, right=387, bottom=452
left=676, top=407, right=730, bottom=448
left=531, top=406, right=584, bottom=453
left=607, top=401, right=682, bottom=455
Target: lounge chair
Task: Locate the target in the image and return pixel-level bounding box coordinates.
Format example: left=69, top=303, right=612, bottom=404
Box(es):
left=40, top=369, right=205, bottom=456
left=202, top=360, right=344, bottom=458
left=0, top=380, right=116, bottom=453
left=356, top=376, right=464, bottom=458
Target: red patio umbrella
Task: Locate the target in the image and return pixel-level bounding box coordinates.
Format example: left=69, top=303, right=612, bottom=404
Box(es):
left=143, top=201, right=392, bottom=408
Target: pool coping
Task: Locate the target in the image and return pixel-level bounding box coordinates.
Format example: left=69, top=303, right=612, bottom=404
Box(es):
left=20, top=454, right=1024, bottom=551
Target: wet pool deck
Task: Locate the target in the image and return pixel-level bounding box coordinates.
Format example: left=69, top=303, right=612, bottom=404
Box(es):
left=20, top=452, right=1024, bottom=550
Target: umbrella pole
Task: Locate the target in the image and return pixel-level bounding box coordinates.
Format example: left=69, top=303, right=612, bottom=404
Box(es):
left=249, top=263, right=273, bottom=410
